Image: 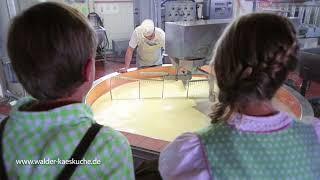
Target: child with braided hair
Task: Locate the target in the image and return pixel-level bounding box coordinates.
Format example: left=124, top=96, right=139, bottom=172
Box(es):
left=159, top=13, right=320, bottom=180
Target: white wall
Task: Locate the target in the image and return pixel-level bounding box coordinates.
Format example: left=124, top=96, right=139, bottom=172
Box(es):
left=16, top=0, right=91, bottom=16
left=94, top=1, right=134, bottom=43
left=234, top=0, right=253, bottom=17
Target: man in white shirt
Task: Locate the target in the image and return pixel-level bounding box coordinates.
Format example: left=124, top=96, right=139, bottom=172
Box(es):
left=119, top=19, right=165, bottom=72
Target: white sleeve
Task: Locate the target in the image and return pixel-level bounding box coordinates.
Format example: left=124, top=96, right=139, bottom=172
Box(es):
left=159, top=28, right=165, bottom=49
left=129, top=29, right=138, bottom=49
left=159, top=133, right=211, bottom=180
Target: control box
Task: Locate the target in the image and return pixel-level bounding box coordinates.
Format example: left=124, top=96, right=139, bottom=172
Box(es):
left=165, top=1, right=197, bottom=22
left=210, top=0, right=233, bottom=19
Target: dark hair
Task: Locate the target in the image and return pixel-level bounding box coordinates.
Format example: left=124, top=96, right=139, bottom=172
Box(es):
left=210, top=13, right=298, bottom=123
left=7, top=2, right=97, bottom=100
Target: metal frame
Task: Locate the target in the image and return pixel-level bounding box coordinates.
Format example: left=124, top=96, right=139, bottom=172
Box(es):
left=259, top=2, right=320, bottom=27
left=0, top=0, right=15, bottom=99
left=0, top=0, right=28, bottom=101
left=109, top=75, right=210, bottom=100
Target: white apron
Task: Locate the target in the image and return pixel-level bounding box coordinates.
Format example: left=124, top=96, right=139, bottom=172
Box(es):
left=136, top=37, right=163, bottom=67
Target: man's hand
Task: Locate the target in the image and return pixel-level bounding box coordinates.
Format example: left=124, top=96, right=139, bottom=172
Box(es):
left=123, top=47, right=134, bottom=73
left=118, top=67, right=128, bottom=73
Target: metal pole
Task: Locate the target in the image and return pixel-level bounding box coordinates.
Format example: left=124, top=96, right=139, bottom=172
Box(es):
left=252, top=0, right=257, bottom=12
left=109, top=79, right=113, bottom=100
left=186, top=81, right=190, bottom=98
left=139, top=80, right=141, bottom=99
left=162, top=77, right=164, bottom=99
left=6, top=0, right=17, bottom=18
left=314, top=7, right=319, bottom=26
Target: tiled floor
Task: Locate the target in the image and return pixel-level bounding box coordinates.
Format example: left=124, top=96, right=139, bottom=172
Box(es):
left=0, top=105, right=10, bottom=116
left=0, top=58, right=319, bottom=117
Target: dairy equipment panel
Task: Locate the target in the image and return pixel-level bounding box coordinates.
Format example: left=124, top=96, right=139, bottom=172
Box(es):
left=164, top=1, right=197, bottom=22
left=210, top=0, right=233, bottom=19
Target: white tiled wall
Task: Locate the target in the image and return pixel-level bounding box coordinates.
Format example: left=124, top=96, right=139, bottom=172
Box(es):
left=94, top=2, right=134, bottom=44
left=16, top=0, right=134, bottom=44
left=234, top=0, right=253, bottom=17
left=17, top=0, right=89, bottom=14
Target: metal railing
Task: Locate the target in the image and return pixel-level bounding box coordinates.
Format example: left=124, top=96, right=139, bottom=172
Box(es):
left=109, top=75, right=211, bottom=100
left=1, top=57, right=26, bottom=101
left=259, top=3, right=320, bottom=26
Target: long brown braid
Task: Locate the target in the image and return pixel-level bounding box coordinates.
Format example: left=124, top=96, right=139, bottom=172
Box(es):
left=209, top=13, right=299, bottom=123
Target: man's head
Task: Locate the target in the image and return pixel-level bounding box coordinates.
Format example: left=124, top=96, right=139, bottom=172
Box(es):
left=141, top=19, right=155, bottom=40
left=7, top=2, right=97, bottom=100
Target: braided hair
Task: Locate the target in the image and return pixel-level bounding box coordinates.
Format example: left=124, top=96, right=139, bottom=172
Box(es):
left=209, top=13, right=299, bottom=123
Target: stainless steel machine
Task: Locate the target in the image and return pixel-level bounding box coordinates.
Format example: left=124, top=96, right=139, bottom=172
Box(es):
left=133, top=0, right=234, bottom=30
left=204, top=0, right=233, bottom=19
left=165, top=19, right=229, bottom=100
left=165, top=19, right=229, bottom=70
